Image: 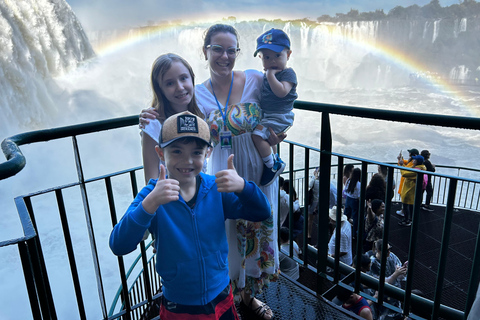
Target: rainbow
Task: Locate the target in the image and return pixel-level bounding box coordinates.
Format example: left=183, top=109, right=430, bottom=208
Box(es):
left=92, top=21, right=480, bottom=117
left=93, top=24, right=180, bottom=57
left=313, top=22, right=480, bottom=117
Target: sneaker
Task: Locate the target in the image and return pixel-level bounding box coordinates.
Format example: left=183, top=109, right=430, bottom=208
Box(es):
left=396, top=210, right=404, bottom=217
left=260, top=154, right=285, bottom=186
left=398, top=220, right=412, bottom=227
left=421, top=206, right=434, bottom=212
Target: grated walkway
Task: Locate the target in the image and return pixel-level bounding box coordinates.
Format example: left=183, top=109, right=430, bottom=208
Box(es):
left=236, top=274, right=362, bottom=320
left=304, top=202, right=480, bottom=314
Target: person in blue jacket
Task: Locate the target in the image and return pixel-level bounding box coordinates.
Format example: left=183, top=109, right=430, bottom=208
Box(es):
left=109, top=111, right=271, bottom=320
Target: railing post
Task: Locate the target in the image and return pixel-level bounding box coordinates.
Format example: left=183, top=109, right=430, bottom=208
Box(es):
left=72, top=136, right=108, bottom=318
left=432, top=178, right=457, bottom=319
left=19, top=197, right=57, bottom=319
left=354, top=162, right=368, bottom=293
left=18, top=240, right=43, bottom=319
left=55, top=189, right=87, bottom=319
left=289, top=143, right=295, bottom=257
left=465, top=220, right=480, bottom=319
left=334, top=157, right=344, bottom=284
left=318, top=112, right=332, bottom=277
left=302, top=148, right=310, bottom=266
left=403, top=171, right=425, bottom=316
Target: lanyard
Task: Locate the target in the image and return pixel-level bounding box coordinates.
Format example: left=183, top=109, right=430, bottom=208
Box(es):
left=210, top=71, right=234, bottom=130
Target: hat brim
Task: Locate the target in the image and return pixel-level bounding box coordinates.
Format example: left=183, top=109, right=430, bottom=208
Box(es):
left=254, top=44, right=289, bottom=57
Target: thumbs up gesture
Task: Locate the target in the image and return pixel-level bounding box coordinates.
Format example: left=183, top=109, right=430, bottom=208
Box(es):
left=143, top=164, right=180, bottom=214
left=215, top=154, right=245, bottom=193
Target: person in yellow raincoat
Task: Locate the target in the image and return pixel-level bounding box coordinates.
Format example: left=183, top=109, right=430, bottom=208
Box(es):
left=395, top=148, right=419, bottom=217
left=399, top=155, right=426, bottom=226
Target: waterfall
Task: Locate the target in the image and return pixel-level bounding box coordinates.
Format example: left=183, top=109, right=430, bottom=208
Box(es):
left=460, top=17, right=467, bottom=32
left=2, top=6, right=480, bottom=139
left=0, top=0, right=94, bottom=137
left=300, top=22, right=309, bottom=54
left=422, top=20, right=430, bottom=39
left=432, top=20, right=440, bottom=43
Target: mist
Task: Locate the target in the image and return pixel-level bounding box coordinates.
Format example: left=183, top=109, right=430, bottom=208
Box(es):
left=65, top=0, right=460, bottom=32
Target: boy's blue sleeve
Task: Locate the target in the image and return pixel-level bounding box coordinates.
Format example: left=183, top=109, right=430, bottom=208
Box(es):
left=223, top=179, right=271, bottom=221
left=109, top=184, right=155, bottom=256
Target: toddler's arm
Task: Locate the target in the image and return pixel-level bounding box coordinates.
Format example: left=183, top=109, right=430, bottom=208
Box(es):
left=266, top=68, right=294, bottom=98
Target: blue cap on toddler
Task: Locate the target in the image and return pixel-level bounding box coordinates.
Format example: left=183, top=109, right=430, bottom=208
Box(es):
left=254, top=28, right=291, bottom=57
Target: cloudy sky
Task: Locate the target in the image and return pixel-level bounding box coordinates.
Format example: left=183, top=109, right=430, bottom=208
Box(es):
left=66, top=0, right=459, bottom=31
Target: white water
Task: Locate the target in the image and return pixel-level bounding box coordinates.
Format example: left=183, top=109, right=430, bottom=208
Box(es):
left=2, top=2, right=480, bottom=319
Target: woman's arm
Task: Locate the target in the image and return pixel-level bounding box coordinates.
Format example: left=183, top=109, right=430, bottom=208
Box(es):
left=142, top=133, right=160, bottom=184
left=366, top=200, right=375, bottom=221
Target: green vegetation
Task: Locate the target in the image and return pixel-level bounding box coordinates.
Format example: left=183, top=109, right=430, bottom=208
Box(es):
left=317, top=0, right=480, bottom=22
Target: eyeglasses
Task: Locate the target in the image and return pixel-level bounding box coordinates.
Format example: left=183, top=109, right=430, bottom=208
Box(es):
left=206, top=45, right=240, bottom=57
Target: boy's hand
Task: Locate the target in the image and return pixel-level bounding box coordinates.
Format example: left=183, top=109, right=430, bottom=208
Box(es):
left=143, top=165, right=180, bottom=213
left=215, top=154, right=245, bottom=193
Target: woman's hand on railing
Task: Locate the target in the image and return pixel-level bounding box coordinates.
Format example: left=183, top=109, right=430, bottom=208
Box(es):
left=139, top=107, right=159, bottom=129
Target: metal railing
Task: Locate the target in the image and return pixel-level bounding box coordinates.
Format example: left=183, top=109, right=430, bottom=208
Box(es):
left=1, top=101, right=480, bottom=320
left=283, top=163, right=480, bottom=212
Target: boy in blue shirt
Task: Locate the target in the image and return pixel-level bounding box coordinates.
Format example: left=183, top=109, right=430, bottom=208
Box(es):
left=110, top=111, right=271, bottom=320
left=252, top=28, right=298, bottom=186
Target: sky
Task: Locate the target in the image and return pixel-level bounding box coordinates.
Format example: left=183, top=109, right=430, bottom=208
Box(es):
left=66, top=0, right=460, bottom=31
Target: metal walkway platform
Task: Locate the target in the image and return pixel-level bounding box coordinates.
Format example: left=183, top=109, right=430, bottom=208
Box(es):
left=387, top=203, right=480, bottom=312
left=304, top=201, right=480, bottom=315
left=237, top=274, right=361, bottom=320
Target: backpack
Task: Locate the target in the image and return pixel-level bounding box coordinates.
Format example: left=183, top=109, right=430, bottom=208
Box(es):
left=422, top=173, right=428, bottom=190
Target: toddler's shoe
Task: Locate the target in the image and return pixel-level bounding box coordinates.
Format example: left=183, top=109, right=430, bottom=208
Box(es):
left=260, top=154, right=285, bottom=186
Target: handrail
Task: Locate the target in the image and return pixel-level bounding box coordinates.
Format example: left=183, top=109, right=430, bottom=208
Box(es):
left=2, top=101, right=480, bottom=319
left=0, top=115, right=139, bottom=180
left=3, top=100, right=480, bottom=181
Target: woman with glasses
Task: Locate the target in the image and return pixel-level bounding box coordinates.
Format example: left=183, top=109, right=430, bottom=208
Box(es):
left=196, top=24, right=283, bottom=320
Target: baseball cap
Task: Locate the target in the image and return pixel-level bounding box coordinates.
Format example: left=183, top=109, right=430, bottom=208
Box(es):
left=412, top=155, right=424, bottom=165
left=254, top=28, right=291, bottom=57
left=407, top=148, right=419, bottom=155
left=159, top=111, right=211, bottom=148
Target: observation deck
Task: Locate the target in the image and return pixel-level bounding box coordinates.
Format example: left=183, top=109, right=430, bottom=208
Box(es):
left=1, top=101, right=479, bottom=320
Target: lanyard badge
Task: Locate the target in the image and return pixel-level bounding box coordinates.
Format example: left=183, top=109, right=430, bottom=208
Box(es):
left=219, top=128, right=232, bottom=149
left=210, top=72, right=234, bottom=149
